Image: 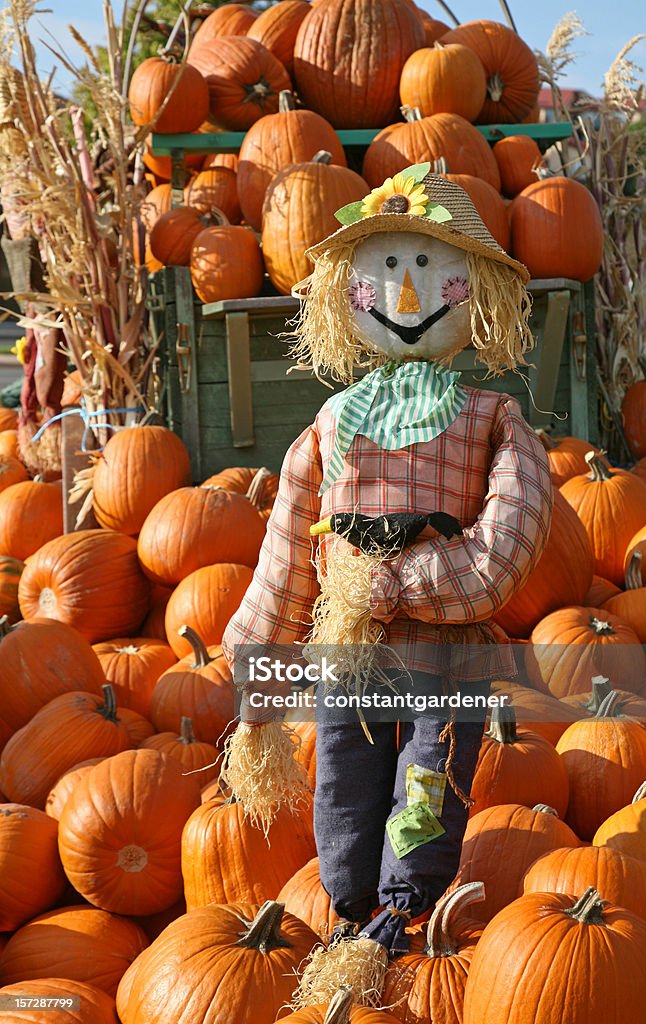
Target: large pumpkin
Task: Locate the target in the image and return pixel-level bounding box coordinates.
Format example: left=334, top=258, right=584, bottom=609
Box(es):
left=262, top=152, right=367, bottom=294
left=247, top=0, right=312, bottom=74
left=440, top=20, right=540, bottom=123
left=510, top=177, right=604, bottom=282
left=92, top=425, right=191, bottom=536
left=0, top=905, right=149, bottom=996
left=18, top=530, right=151, bottom=643
left=0, top=556, right=24, bottom=623
left=277, top=856, right=340, bottom=939
left=363, top=110, right=501, bottom=190
left=493, top=134, right=543, bottom=197
left=190, top=223, right=264, bottom=303
left=491, top=679, right=583, bottom=747
left=593, top=783, right=646, bottom=861
left=238, top=91, right=346, bottom=230
left=536, top=430, right=597, bottom=488
left=149, top=626, right=234, bottom=743
left=93, top=637, right=177, bottom=717
left=0, top=617, right=106, bottom=732
left=584, top=574, right=621, bottom=607
left=137, top=485, right=266, bottom=586
left=494, top=488, right=593, bottom=638
left=0, top=978, right=118, bottom=1023
left=118, top=709, right=156, bottom=748
left=139, top=583, right=174, bottom=642
left=523, top=845, right=646, bottom=920
left=0, top=804, right=67, bottom=932
left=58, top=748, right=201, bottom=915
left=183, top=167, right=242, bottom=223
left=0, top=428, right=18, bottom=457
left=0, top=454, right=28, bottom=493
left=0, top=407, right=18, bottom=431
left=0, top=479, right=63, bottom=559
left=119, top=902, right=317, bottom=1024
left=400, top=43, right=487, bottom=122
left=441, top=172, right=509, bottom=250
left=44, top=757, right=105, bottom=821
left=0, top=686, right=131, bottom=808
left=128, top=56, right=209, bottom=133
left=604, top=552, right=646, bottom=641
left=622, top=380, right=646, bottom=459
left=188, top=36, right=291, bottom=130
left=293, top=0, right=424, bottom=129
left=140, top=716, right=218, bottom=784
left=201, top=465, right=279, bottom=521
left=191, top=2, right=258, bottom=46
left=164, top=563, right=254, bottom=658
left=182, top=797, right=316, bottom=910
left=462, top=889, right=646, bottom=1024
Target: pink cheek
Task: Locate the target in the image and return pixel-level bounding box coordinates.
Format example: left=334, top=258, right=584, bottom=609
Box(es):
left=349, top=281, right=377, bottom=312
left=441, top=276, right=470, bottom=307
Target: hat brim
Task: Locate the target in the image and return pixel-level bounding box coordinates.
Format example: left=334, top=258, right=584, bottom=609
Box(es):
left=305, top=212, right=530, bottom=285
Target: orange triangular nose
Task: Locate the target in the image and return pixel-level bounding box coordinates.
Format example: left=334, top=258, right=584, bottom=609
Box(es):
left=396, top=268, right=421, bottom=313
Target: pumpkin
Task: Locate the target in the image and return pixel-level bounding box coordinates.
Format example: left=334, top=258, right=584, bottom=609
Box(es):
left=135, top=897, right=186, bottom=943
left=118, top=902, right=317, bottom=1024
left=510, top=177, right=604, bottom=282
left=626, top=524, right=646, bottom=585
left=128, top=56, right=209, bottom=133
left=525, top=605, right=646, bottom=698
left=490, top=679, right=582, bottom=747
left=362, top=110, right=501, bottom=191
left=400, top=43, right=487, bottom=122
left=440, top=20, right=540, bottom=123
left=142, top=145, right=204, bottom=184
left=247, top=0, right=312, bottom=74
left=191, top=2, right=258, bottom=47
left=188, top=36, right=290, bottom=130
left=0, top=480, right=63, bottom=559
left=556, top=691, right=646, bottom=840
left=140, top=716, right=218, bottom=784
left=470, top=705, right=569, bottom=817
left=182, top=797, right=316, bottom=910
left=200, top=778, right=231, bottom=806
left=0, top=556, right=24, bottom=623
left=494, top=488, right=593, bottom=638
left=440, top=172, right=509, bottom=250
left=0, top=978, right=118, bottom=1023
left=45, top=758, right=105, bottom=820
left=604, top=552, right=646, bottom=641
left=419, top=13, right=450, bottom=46
left=0, top=617, right=106, bottom=732
left=293, top=0, right=425, bottom=129
left=280, top=987, right=402, bottom=1022
left=277, top=856, right=340, bottom=939
left=0, top=905, right=149, bottom=996
left=523, top=845, right=646, bottom=920
left=138, top=584, right=173, bottom=641
left=0, top=428, right=18, bottom=457
left=190, top=223, right=264, bottom=303
left=237, top=91, right=347, bottom=231
left=18, top=529, right=151, bottom=643
left=138, top=484, right=265, bottom=586
left=148, top=206, right=209, bottom=267
left=262, top=151, right=367, bottom=294
left=0, top=455, right=28, bottom=494
left=58, top=748, right=200, bottom=915
left=593, top=782, right=646, bottom=861
left=92, top=425, right=191, bottom=536
left=622, top=380, right=646, bottom=458
left=561, top=674, right=646, bottom=722
left=381, top=883, right=485, bottom=1024
left=492, top=134, right=543, bottom=197
left=201, top=465, right=279, bottom=521
left=164, top=563, right=254, bottom=658
left=184, top=166, right=242, bottom=222
left=535, top=430, right=597, bottom=488
left=118, top=708, right=156, bottom=748
left=150, top=626, right=234, bottom=743
left=202, top=149, right=239, bottom=172
left=93, top=637, right=176, bottom=717
left=0, top=408, right=17, bottom=431
left=452, top=803, right=580, bottom=922
left=0, top=685, right=131, bottom=808
left=0, top=804, right=67, bottom=931
left=584, top=574, right=621, bottom=607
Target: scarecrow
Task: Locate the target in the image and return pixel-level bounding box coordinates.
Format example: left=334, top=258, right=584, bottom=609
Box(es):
left=222, top=167, right=553, bottom=1005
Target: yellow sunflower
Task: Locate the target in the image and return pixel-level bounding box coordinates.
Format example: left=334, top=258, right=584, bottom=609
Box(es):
left=361, top=173, right=429, bottom=218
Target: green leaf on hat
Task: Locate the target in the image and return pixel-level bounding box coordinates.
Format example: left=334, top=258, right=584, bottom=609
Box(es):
left=400, top=162, right=431, bottom=183
left=425, top=202, right=453, bottom=223
left=334, top=200, right=364, bottom=225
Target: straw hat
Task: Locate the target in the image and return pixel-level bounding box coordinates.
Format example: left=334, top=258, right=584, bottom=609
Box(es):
left=306, top=164, right=529, bottom=284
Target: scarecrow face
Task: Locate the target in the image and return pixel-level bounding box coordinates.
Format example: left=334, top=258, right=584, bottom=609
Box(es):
left=347, top=232, right=471, bottom=362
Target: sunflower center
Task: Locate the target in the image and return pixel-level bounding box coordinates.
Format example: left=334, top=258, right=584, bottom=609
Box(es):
left=382, top=194, right=410, bottom=214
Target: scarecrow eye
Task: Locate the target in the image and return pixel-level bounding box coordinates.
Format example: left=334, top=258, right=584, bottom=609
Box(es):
left=385, top=256, right=398, bottom=269
left=416, top=254, right=428, bottom=267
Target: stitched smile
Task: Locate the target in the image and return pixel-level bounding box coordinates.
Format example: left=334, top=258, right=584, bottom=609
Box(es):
left=367, top=303, right=451, bottom=344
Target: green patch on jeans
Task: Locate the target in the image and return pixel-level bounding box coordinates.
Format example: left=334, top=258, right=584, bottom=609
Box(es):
left=406, top=763, right=447, bottom=816
left=386, top=802, right=446, bottom=859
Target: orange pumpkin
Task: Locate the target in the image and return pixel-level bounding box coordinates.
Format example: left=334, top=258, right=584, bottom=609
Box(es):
left=535, top=430, right=597, bottom=487
left=0, top=428, right=18, bottom=457
left=201, top=465, right=279, bottom=521
left=138, top=583, right=174, bottom=641
left=277, top=855, right=340, bottom=939
left=93, top=637, right=177, bottom=717
left=279, top=989, right=401, bottom=1022
left=128, top=56, right=210, bottom=133
left=626, top=524, right=646, bottom=585
left=247, top=0, right=312, bottom=74
left=400, top=43, right=487, bottom=122
left=140, top=716, right=218, bottom=784
left=118, top=708, right=156, bottom=748
left=593, top=782, right=646, bottom=861
left=0, top=454, right=28, bottom=494
left=490, top=680, right=583, bottom=747
left=44, top=757, right=105, bottom=821
left=188, top=36, right=290, bottom=130
left=510, top=177, right=604, bottom=282
left=164, top=563, right=254, bottom=658
left=0, top=804, right=68, bottom=931
left=493, top=134, right=543, bottom=197
left=0, top=555, right=24, bottom=624
left=440, top=172, right=509, bottom=250
left=142, top=145, right=204, bottom=184
left=584, top=574, right=621, bottom=607
left=149, top=206, right=210, bottom=267
left=58, top=748, right=201, bottom=915
left=0, top=978, right=118, bottom=1023
left=18, top=529, right=151, bottom=643
left=561, top=674, right=646, bottom=723
left=0, top=479, right=63, bottom=559
left=190, top=223, right=264, bottom=303
left=184, top=166, right=242, bottom=222
left=0, top=408, right=18, bottom=432
left=622, top=380, right=646, bottom=459
left=293, top=0, right=425, bottom=129
left=191, top=2, right=258, bottom=47
left=523, top=845, right=646, bottom=920
left=440, top=20, right=539, bottom=123
left=604, top=552, right=646, bottom=641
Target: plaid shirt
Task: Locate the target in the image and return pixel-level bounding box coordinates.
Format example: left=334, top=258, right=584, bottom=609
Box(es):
left=222, top=386, right=553, bottom=681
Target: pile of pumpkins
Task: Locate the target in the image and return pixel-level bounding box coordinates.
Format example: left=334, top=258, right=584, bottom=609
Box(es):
left=128, top=0, right=604, bottom=304
left=1, top=414, right=646, bottom=1020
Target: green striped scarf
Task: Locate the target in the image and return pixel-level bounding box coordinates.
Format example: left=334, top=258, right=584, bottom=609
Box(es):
left=320, top=359, right=467, bottom=495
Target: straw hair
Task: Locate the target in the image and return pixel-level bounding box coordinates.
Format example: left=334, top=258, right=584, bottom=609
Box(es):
left=293, top=938, right=388, bottom=1009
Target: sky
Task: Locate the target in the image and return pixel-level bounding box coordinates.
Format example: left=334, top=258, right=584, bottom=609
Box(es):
left=23, top=0, right=646, bottom=100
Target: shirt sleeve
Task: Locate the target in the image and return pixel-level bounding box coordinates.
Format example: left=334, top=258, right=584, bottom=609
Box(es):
left=369, top=397, right=554, bottom=625
left=221, top=424, right=323, bottom=668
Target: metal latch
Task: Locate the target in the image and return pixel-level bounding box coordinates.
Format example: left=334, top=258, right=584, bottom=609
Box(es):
left=572, top=310, right=587, bottom=382
left=176, top=322, right=192, bottom=393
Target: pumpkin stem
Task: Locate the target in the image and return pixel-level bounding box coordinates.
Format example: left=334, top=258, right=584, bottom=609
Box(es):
left=236, top=901, right=292, bottom=954
left=589, top=616, right=615, bottom=636
left=244, top=78, right=273, bottom=104
left=432, top=156, right=448, bottom=175
left=487, top=71, right=505, bottom=101
left=402, top=105, right=424, bottom=122
left=625, top=550, right=643, bottom=591
left=0, top=614, right=12, bottom=640
left=179, top=716, right=196, bottom=745
left=245, top=467, right=273, bottom=509
left=585, top=451, right=614, bottom=482
left=278, top=90, right=297, bottom=112
left=205, top=205, right=231, bottom=228
left=178, top=625, right=213, bottom=669
left=535, top=429, right=557, bottom=452
left=595, top=691, right=623, bottom=719
left=632, top=781, right=646, bottom=803
left=487, top=703, right=517, bottom=744
left=586, top=675, right=612, bottom=713
left=312, top=150, right=333, bottom=164
left=322, top=988, right=353, bottom=1024
left=98, top=684, right=119, bottom=722
left=424, top=881, right=485, bottom=957
left=533, top=804, right=558, bottom=816
left=565, top=887, right=606, bottom=925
